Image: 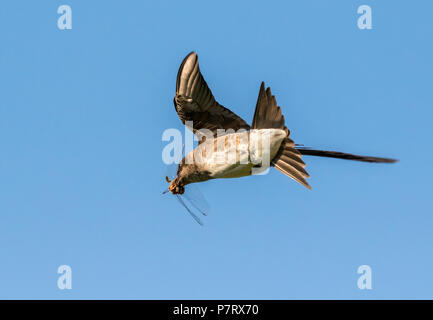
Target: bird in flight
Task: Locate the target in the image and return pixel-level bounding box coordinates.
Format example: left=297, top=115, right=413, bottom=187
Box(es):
left=164, top=52, right=397, bottom=224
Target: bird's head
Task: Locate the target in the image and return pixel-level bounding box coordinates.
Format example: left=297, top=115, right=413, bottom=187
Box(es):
left=166, top=176, right=185, bottom=195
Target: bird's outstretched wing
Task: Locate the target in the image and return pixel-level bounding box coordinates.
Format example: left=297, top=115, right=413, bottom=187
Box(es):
left=174, top=52, right=250, bottom=142
left=252, top=82, right=311, bottom=189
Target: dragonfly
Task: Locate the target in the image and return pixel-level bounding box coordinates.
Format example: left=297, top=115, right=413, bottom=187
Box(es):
left=163, top=150, right=210, bottom=226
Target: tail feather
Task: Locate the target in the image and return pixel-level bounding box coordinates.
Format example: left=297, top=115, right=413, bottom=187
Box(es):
left=278, top=154, right=309, bottom=177
left=272, top=139, right=311, bottom=189
left=296, top=148, right=398, bottom=163
left=282, top=147, right=304, bottom=161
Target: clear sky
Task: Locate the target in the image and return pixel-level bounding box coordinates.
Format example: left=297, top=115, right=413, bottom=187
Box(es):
left=0, top=0, right=432, bottom=299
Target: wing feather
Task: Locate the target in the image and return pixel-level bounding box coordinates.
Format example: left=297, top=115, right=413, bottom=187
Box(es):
left=251, top=82, right=311, bottom=188
left=174, top=52, right=250, bottom=141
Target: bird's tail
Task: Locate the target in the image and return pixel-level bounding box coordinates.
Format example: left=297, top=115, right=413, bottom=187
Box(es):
left=273, top=139, right=311, bottom=189
left=295, top=147, right=397, bottom=163
left=250, top=82, right=397, bottom=190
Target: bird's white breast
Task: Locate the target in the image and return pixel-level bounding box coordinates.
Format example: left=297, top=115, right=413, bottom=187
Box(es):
left=186, top=129, right=286, bottom=180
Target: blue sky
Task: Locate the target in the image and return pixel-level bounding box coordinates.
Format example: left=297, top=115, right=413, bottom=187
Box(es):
left=0, top=0, right=432, bottom=299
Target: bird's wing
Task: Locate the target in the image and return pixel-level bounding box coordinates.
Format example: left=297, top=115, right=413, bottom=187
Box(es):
left=174, top=52, right=250, bottom=142
left=252, top=82, right=311, bottom=189
left=251, top=82, right=288, bottom=134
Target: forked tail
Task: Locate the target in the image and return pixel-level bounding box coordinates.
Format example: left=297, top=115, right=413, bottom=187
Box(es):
left=250, top=81, right=397, bottom=190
